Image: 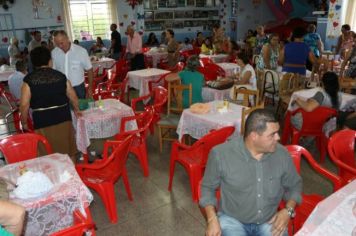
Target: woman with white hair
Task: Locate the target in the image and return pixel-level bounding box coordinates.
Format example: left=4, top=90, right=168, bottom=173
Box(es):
left=8, top=37, right=23, bottom=66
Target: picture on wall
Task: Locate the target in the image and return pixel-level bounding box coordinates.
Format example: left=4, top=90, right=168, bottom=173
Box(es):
left=186, top=0, right=195, bottom=6
left=154, top=11, right=174, bottom=20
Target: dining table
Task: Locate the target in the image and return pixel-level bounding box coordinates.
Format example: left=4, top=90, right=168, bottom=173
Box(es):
left=0, top=70, right=15, bottom=82
left=202, top=87, right=231, bottom=102
left=0, top=153, right=93, bottom=236
left=199, top=54, right=229, bottom=63
left=91, top=57, right=116, bottom=73
left=295, top=179, right=356, bottom=236
left=176, top=101, right=246, bottom=141
left=127, top=68, right=170, bottom=97
left=281, top=87, right=356, bottom=144
left=72, top=98, right=137, bottom=154
left=216, top=62, right=240, bottom=77
left=144, top=50, right=168, bottom=68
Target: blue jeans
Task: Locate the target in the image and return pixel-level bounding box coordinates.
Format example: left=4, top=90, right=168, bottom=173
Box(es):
left=218, top=212, right=288, bottom=236
left=73, top=82, right=86, bottom=99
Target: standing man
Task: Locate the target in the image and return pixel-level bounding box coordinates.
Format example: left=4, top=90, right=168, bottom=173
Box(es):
left=110, top=23, right=121, bottom=60
left=200, top=109, right=302, bottom=236
left=52, top=30, right=93, bottom=99
left=28, top=31, right=42, bottom=52
left=126, top=25, right=145, bottom=70
left=8, top=60, right=27, bottom=100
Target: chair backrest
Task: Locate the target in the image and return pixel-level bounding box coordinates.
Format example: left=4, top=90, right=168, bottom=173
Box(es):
left=291, top=106, right=337, bottom=134
left=232, top=87, right=260, bottom=107
left=120, top=107, right=154, bottom=140
left=152, top=86, right=168, bottom=114
left=197, top=126, right=235, bottom=167
left=170, top=62, right=185, bottom=73
left=285, top=145, right=342, bottom=191
left=240, top=102, right=265, bottom=135
left=199, top=57, right=213, bottom=67
left=279, top=73, right=303, bottom=97
left=115, top=59, right=129, bottom=82
left=0, top=133, right=53, bottom=164
left=263, top=69, right=279, bottom=93
left=252, top=54, right=260, bottom=67
left=82, top=135, right=133, bottom=180
left=197, top=64, right=225, bottom=81
left=50, top=209, right=95, bottom=236
left=328, top=129, right=356, bottom=184
left=167, top=83, right=192, bottom=115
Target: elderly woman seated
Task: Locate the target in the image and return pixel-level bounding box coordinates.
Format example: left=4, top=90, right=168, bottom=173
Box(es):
left=178, top=55, right=205, bottom=108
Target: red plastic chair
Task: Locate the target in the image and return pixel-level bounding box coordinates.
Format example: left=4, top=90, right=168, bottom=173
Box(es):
left=199, top=57, right=213, bottom=67
left=289, top=106, right=338, bottom=162
left=75, top=135, right=134, bottom=223
left=0, top=133, right=53, bottom=164
left=197, top=63, right=225, bottom=81
left=115, top=107, right=154, bottom=177
left=0, top=86, right=34, bottom=133
left=131, top=87, right=168, bottom=134
left=147, top=72, right=171, bottom=92
left=170, top=62, right=185, bottom=73
left=94, top=70, right=117, bottom=94
left=328, top=129, right=356, bottom=185
left=285, top=145, right=342, bottom=234
left=168, top=126, right=235, bottom=201
left=114, top=59, right=129, bottom=82
left=93, top=76, right=129, bottom=103
left=50, top=207, right=96, bottom=236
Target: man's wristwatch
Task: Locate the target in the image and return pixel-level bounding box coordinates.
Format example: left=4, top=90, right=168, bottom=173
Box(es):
left=285, top=207, right=296, bottom=218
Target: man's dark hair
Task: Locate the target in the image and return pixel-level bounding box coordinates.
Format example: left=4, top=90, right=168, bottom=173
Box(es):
left=111, top=23, right=117, bottom=30
left=33, top=30, right=41, bottom=36
left=53, top=30, right=68, bottom=38
left=341, top=24, right=351, bottom=31
left=292, top=27, right=307, bottom=39
left=15, top=60, right=26, bottom=72
left=30, top=46, right=51, bottom=68
left=244, top=109, right=278, bottom=139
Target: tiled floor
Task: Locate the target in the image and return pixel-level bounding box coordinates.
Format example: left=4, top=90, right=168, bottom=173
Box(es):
left=0, top=91, right=339, bottom=236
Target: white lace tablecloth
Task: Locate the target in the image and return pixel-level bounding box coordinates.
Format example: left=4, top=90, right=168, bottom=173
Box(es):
left=72, top=99, right=137, bottom=154
left=216, top=63, right=240, bottom=77
left=144, top=51, right=168, bottom=68
left=176, top=101, right=245, bottom=141
left=202, top=87, right=231, bottom=102
left=127, top=68, right=170, bottom=97
left=91, top=57, right=116, bottom=72
left=0, top=153, right=93, bottom=236
left=295, top=180, right=356, bottom=236
left=199, top=54, right=229, bottom=63
left=0, top=70, right=15, bottom=82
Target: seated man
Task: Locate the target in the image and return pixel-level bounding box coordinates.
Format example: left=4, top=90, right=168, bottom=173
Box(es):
left=8, top=60, right=27, bottom=101
left=0, top=200, right=26, bottom=236
left=200, top=109, right=302, bottom=236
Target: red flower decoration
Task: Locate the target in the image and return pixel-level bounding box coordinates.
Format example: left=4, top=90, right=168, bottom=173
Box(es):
left=333, top=22, right=339, bottom=27
left=138, top=31, right=143, bottom=35
left=131, top=21, right=136, bottom=26
left=119, top=22, right=124, bottom=27
left=2, top=37, right=8, bottom=43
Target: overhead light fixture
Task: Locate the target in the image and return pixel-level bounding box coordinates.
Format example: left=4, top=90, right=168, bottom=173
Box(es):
left=280, top=0, right=285, bottom=4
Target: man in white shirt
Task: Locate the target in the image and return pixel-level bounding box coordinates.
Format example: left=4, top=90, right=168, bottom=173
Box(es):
left=52, top=30, right=93, bottom=99
left=28, top=31, right=42, bottom=52
left=8, top=60, right=27, bottom=101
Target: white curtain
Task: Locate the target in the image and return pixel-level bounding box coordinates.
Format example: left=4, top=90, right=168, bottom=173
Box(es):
left=344, top=0, right=356, bottom=30
left=60, top=0, right=74, bottom=41
left=108, top=0, right=119, bottom=25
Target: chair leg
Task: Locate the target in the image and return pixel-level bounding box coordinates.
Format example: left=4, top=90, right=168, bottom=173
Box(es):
left=291, top=133, right=301, bottom=145
left=138, top=144, right=149, bottom=177
left=168, top=159, right=176, bottom=191
left=188, top=170, right=202, bottom=202
left=91, top=182, right=118, bottom=223
left=158, top=125, right=163, bottom=153
left=121, top=168, right=133, bottom=201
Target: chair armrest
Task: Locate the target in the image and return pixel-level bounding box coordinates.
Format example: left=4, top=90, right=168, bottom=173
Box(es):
left=120, top=115, right=140, bottom=133
left=131, top=93, right=152, bottom=111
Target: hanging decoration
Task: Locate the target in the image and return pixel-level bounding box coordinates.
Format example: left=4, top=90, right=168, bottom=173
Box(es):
left=326, top=0, right=342, bottom=38
left=126, top=0, right=143, bottom=9
left=32, top=0, right=54, bottom=19
left=0, top=0, right=14, bottom=10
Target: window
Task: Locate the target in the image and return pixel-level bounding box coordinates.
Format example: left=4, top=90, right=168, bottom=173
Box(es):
left=68, top=0, right=114, bottom=40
